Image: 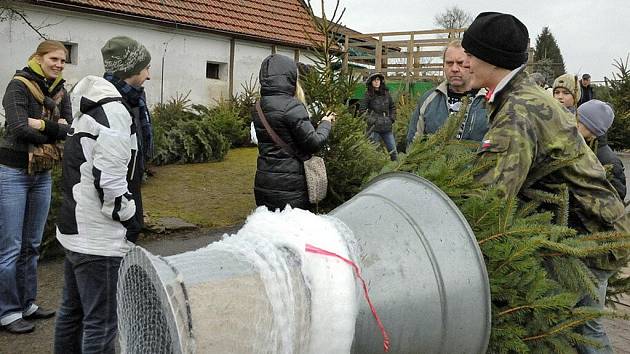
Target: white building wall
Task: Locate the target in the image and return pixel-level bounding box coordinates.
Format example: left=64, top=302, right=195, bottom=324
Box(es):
left=233, top=46, right=317, bottom=96
left=0, top=5, right=312, bottom=124
left=277, top=46, right=296, bottom=60
left=233, top=40, right=272, bottom=96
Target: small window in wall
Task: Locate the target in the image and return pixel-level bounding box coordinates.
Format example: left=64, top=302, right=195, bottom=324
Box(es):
left=206, top=62, right=220, bottom=79
left=63, top=42, right=78, bottom=64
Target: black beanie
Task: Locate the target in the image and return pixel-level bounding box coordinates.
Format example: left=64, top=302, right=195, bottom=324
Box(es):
left=462, top=12, right=529, bottom=70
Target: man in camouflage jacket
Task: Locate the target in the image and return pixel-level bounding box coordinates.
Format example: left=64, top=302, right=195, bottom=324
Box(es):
left=462, top=12, right=628, bottom=354
left=476, top=68, right=628, bottom=240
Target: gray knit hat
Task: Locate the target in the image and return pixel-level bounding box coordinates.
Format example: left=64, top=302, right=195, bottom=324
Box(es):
left=577, top=99, right=614, bottom=137
left=101, top=36, right=151, bottom=79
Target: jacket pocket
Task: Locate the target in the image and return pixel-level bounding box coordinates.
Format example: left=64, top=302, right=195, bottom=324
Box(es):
left=374, top=113, right=393, bottom=132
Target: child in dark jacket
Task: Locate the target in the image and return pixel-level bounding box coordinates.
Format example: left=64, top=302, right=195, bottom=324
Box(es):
left=577, top=99, right=626, bottom=200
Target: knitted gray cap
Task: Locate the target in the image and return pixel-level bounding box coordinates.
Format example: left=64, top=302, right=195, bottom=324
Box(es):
left=577, top=99, right=614, bottom=137
left=101, top=36, right=151, bottom=79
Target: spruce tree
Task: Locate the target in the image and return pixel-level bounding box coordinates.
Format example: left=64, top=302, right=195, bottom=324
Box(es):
left=301, top=0, right=388, bottom=208
left=533, top=58, right=556, bottom=88
left=604, top=55, right=630, bottom=150
left=533, top=27, right=567, bottom=84
left=602, top=55, right=630, bottom=299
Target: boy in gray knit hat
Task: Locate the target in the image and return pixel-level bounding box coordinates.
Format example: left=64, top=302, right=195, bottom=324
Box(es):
left=54, top=36, right=151, bottom=353
left=577, top=99, right=626, bottom=199
left=100, top=36, right=152, bottom=244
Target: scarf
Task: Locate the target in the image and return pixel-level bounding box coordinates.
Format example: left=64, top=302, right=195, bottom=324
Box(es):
left=27, top=58, right=63, bottom=94
left=103, top=72, right=154, bottom=160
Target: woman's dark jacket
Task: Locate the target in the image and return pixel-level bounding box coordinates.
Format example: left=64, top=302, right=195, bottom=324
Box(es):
left=1, top=67, right=71, bottom=169
left=253, top=54, right=331, bottom=210
left=359, top=77, right=396, bottom=133
left=596, top=135, right=626, bottom=200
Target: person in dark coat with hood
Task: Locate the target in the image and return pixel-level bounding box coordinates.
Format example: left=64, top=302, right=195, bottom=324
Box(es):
left=359, top=73, right=397, bottom=160
left=253, top=54, right=335, bottom=210
left=576, top=99, right=626, bottom=200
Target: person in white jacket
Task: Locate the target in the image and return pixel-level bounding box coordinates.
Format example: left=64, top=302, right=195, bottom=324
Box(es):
left=53, top=36, right=150, bottom=354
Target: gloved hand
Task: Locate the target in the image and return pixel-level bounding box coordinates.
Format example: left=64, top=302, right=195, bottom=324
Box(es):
left=121, top=215, right=142, bottom=243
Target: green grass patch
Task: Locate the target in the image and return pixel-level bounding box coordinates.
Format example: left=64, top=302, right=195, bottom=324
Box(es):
left=143, top=147, right=258, bottom=228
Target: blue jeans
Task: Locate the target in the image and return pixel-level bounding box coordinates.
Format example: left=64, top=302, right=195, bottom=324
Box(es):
left=54, top=250, right=122, bottom=354
left=577, top=268, right=615, bottom=354
left=369, top=131, right=398, bottom=161
left=0, top=164, right=51, bottom=325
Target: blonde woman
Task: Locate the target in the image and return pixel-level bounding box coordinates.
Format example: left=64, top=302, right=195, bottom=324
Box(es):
left=0, top=40, right=71, bottom=334
left=253, top=54, right=335, bottom=210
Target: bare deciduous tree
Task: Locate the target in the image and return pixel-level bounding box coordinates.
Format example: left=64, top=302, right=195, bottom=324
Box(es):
left=433, top=6, right=472, bottom=38
left=1, top=0, right=52, bottom=39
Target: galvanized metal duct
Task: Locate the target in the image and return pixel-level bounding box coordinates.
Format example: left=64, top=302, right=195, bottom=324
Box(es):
left=116, top=172, right=490, bottom=353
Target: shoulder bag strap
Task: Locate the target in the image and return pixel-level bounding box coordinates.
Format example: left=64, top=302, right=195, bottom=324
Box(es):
left=255, top=101, right=297, bottom=156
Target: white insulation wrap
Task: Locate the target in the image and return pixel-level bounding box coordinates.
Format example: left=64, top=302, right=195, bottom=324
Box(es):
left=117, top=207, right=359, bottom=353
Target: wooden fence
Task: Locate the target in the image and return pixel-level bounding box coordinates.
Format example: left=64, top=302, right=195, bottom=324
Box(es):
left=341, top=28, right=465, bottom=83
left=341, top=28, right=534, bottom=84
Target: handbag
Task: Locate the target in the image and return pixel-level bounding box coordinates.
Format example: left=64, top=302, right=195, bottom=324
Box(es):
left=13, top=76, right=65, bottom=174
left=255, top=101, right=328, bottom=204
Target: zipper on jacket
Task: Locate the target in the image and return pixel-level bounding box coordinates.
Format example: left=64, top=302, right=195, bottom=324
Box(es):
left=129, top=149, right=138, bottom=182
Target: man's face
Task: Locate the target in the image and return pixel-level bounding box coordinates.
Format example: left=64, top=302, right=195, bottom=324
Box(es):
left=582, top=78, right=591, bottom=87
left=126, top=65, right=151, bottom=87
left=443, top=46, right=469, bottom=92
left=462, top=51, right=493, bottom=89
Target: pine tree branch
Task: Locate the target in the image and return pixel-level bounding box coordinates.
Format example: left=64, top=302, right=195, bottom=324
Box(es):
left=522, top=318, right=593, bottom=342
left=580, top=231, right=630, bottom=242
left=478, top=225, right=562, bottom=245
left=498, top=299, right=576, bottom=318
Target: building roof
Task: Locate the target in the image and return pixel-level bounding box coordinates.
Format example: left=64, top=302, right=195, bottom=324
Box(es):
left=31, top=0, right=324, bottom=47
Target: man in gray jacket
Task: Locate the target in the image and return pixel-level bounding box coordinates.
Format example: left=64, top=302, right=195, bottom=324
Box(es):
left=405, top=40, right=488, bottom=149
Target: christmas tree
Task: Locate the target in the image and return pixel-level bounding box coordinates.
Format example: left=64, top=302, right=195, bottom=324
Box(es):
left=301, top=0, right=388, bottom=209
left=395, top=101, right=630, bottom=352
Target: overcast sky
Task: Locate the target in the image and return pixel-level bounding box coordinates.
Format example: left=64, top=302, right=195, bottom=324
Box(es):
left=310, top=0, right=630, bottom=82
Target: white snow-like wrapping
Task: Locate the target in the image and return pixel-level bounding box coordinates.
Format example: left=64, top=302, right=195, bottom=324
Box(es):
left=210, top=206, right=359, bottom=353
